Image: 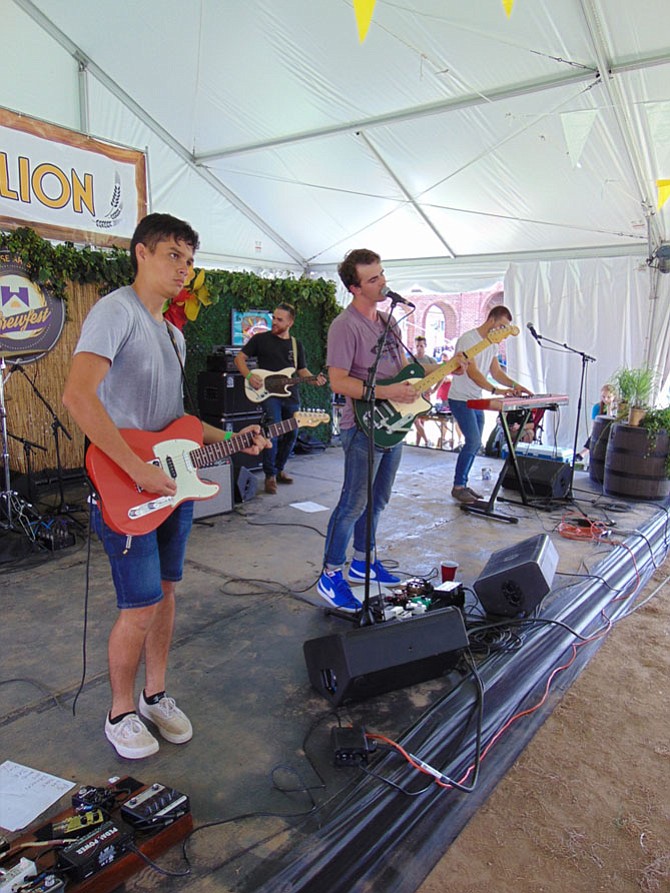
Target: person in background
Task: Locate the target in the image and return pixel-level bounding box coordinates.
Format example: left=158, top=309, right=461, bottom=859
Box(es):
left=412, top=335, right=438, bottom=446
left=63, top=213, right=269, bottom=759
left=577, top=383, right=616, bottom=463
left=448, top=305, right=531, bottom=504
left=235, top=303, right=326, bottom=494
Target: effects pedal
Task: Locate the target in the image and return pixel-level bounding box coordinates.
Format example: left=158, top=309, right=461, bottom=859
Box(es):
left=56, top=820, right=132, bottom=882
left=120, top=783, right=190, bottom=828
left=0, top=858, right=36, bottom=893
left=15, top=872, right=65, bottom=892
left=52, top=808, right=105, bottom=837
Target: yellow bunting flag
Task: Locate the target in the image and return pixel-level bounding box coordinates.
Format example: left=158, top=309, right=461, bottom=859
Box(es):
left=657, top=179, right=670, bottom=212
left=502, top=0, right=515, bottom=17
left=353, top=0, right=377, bottom=43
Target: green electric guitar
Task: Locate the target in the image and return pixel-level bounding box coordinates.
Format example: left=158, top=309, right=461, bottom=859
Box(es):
left=353, top=325, right=519, bottom=447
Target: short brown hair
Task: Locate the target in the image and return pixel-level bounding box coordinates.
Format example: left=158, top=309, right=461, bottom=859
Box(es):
left=130, top=213, right=199, bottom=275
left=486, top=305, right=512, bottom=324
left=276, top=302, right=295, bottom=320
left=338, top=249, right=381, bottom=291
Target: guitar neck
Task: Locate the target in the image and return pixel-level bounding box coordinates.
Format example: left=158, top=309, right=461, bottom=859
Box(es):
left=414, top=334, right=509, bottom=394
left=189, top=418, right=296, bottom=469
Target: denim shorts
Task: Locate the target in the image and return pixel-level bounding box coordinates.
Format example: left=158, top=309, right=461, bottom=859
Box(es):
left=91, top=500, right=194, bottom=609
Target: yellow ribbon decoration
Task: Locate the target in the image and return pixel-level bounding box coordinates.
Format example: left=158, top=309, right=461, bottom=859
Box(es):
left=353, top=0, right=377, bottom=43
left=502, top=0, right=515, bottom=17
left=657, top=179, right=670, bottom=212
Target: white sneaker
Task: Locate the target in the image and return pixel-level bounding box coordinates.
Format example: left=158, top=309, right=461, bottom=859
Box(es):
left=105, top=713, right=159, bottom=759
left=139, top=691, right=193, bottom=744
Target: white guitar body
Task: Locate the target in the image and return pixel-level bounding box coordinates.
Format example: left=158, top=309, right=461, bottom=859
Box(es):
left=244, top=367, right=299, bottom=403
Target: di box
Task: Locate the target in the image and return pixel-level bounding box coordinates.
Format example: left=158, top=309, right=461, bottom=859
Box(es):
left=474, top=533, right=559, bottom=617
left=303, top=607, right=468, bottom=706
left=193, top=460, right=234, bottom=519
left=502, top=455, right=571, bottom=499
left=198, top=371, right=256, bottom=416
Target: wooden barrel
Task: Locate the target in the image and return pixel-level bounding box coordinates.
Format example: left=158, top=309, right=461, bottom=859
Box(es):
left=603, top=423, right=670, bottom=500
left=588, top=415, right=614, bottom=485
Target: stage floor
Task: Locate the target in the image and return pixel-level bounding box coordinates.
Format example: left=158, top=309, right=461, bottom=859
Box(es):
left=0, top=443, right=667, bottom=892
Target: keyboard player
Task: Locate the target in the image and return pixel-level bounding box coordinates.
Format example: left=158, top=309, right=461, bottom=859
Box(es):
left=449, top=304, right=532, bottom=504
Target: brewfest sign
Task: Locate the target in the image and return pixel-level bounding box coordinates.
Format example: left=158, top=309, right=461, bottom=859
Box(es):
left=0, top=107, right=147, bottom=247
left=0, top=258, right=65, bottom=362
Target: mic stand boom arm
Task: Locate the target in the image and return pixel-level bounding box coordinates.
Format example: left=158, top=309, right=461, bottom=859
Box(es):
left=529, top=329, right=595, bottom=500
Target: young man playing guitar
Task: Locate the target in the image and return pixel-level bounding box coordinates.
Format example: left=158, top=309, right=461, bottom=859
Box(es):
left=63, top=213, right=269, bottom=759
left=234, top=303, right=326, bottom=494
left=317, top=249, right=420, bottom=612
left=448, top=304, right=531, bottom=504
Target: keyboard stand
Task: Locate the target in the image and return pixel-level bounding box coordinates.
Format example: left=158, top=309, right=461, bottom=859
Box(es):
left=460, top=408, right=532, bottom=524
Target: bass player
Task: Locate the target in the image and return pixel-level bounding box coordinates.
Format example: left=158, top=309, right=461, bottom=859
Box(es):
left=234, top=303, right=326, bottom=494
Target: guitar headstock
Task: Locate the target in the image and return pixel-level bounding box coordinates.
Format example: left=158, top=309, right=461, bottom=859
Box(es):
left=487, top=324, right=519, bottom=344
left=293, top=410, right=331, bottom=427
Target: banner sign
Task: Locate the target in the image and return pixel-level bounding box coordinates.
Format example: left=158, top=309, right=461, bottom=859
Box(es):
left=0, top=257, right=65, bottom=363
left=0, top=107, right=147, bottom=248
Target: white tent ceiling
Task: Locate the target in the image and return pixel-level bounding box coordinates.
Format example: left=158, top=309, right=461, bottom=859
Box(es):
left=3, top=0, right=669, bottom=280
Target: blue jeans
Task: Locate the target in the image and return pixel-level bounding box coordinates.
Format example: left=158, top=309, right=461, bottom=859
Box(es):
left=91, top=500, right=194, bottom=609
left=262, top=395, right=300, bottom=477
left=323, top=426, right=403, bottom=568
left=448, top=399, right=485, bottom=487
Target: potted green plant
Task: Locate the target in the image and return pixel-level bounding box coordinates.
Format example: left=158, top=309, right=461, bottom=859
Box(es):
left=611, top=366, right=656, bottom=425
left=639, top=406, right=670, bottom=477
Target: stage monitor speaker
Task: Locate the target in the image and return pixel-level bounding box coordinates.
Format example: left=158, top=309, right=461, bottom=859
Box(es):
left=198, top=371, right=255, bottom=416
left=193, top=461, right=234, bottom=519
left=303, top=607, right=468, bottom=706
left=473, top=533, right=559, bottom=617
left=502, top=456, right=571, bottom=499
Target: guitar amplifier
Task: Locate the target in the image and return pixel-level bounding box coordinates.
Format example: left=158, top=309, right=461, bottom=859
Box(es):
left=198, top=371, right=256, bottom=416
left=206, top=345, right=258, bottom=373
left=202, top=413, right=264, bottom=472
left=193, top=460, right=234, bottom=518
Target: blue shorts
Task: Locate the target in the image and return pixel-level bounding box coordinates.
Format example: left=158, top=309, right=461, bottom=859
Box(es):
left=91, top=501, right=194, bottom=609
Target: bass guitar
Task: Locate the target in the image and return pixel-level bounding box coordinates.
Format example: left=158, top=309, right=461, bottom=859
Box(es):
left=244, top=367, right=324, bottom=403
left=86, top=410, right=329, bottom=535
left=353, top=325, right=519, bottom=447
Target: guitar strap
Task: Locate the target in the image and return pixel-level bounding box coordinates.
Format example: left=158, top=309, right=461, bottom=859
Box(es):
left=291, top=335, right=298, bottom=375
left=165, top=321, right=199, bottom=416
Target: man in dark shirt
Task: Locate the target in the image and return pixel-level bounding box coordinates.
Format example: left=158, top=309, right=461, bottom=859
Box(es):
left=234, top=303, right=325, bottom=493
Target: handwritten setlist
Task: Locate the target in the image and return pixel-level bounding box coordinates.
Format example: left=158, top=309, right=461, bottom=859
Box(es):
left=0, top=761, right=75, bottom=832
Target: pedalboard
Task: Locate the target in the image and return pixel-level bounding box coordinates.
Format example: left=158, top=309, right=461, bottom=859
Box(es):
left=120, top=783, right=189, bottom=828
left=3, top=777, right=192, bottom=893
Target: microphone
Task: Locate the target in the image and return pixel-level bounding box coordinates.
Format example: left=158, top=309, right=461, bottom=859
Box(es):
left=382, top=286, right=415, bottom=309
left=527, top=322, right=541, bottom=342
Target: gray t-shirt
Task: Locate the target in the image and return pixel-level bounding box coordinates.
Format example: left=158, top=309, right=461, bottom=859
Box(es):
left=74, top=285, right=185, bottom=431
left=327, top=303, right=406, bottom=430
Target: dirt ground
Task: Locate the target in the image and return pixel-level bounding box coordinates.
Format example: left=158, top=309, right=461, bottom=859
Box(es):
left=417, top=561, right=670, bottom=893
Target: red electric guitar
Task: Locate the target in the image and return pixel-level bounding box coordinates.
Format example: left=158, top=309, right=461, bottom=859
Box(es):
left=86, top=411, right=329, bottom=535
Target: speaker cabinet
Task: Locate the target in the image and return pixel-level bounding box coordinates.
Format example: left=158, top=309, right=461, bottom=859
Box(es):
left=202, top=412, right=264, bottom=472
left=474, top=533, right=559, bottom=617
left=198, top=371, right=255, bottom=416
left=193, top=460, right=234, bottom=519
left=303, top=607, right=468, bottom=706
left=502, top=455, right=571, bottom=499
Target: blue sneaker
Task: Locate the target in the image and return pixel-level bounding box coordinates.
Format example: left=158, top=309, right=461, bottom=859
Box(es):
left=317, top=570, right=362, bottom=613
left=347, top=559, right=400, bottom=585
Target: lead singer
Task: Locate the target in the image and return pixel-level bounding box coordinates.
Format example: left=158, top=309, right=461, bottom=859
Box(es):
left=316, top=249, right=417, bottom=612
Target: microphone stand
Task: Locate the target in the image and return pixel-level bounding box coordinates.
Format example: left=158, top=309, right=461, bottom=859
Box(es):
left=8, top=432, right=47, bottom=505
left=327, top=300, right=403, bottom=627
left=530, top=328, right=595, bottom=500
left=10, top=364, right=82, bottom=519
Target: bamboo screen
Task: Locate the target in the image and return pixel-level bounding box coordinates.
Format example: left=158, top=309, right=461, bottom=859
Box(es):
left=5, top=281, right=96, bottom=474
